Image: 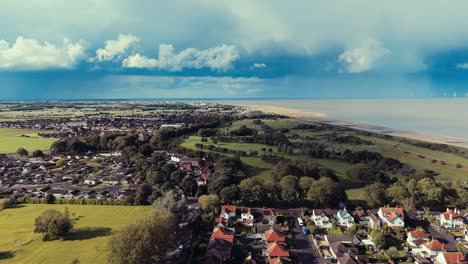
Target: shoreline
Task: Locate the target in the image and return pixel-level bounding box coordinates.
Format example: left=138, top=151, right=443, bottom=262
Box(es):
left=241, top=104, right=468, bottom=149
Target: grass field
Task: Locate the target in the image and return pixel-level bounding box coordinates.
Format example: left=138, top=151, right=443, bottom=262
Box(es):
left=0, top=204, right=152, bottom=264
left=0, top=128, right=56, bottom=154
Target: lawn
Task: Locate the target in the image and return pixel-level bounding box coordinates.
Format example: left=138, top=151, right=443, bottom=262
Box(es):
left=0, top=204, right=152, bottom=264
left=0, top=128, right=56, bottom=154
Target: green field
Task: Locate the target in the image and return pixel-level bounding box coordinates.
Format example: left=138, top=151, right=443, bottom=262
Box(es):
left=0, top=204, right=152, bottom=264
left=0, top=128, right=56, bottom=154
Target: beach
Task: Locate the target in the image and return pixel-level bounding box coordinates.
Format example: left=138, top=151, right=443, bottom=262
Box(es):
left=220, top=99, right=468, bottom=148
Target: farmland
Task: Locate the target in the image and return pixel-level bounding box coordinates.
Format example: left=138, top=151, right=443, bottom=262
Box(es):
left=0, top=128, right=56, bottom=154
left=0, top=204, right=152, bottom=264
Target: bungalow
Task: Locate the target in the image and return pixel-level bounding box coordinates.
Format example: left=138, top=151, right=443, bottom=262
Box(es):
left=435, top=252, right=467, bottom=264
left=335, top=208, right=355, bottom=228
left=47, top=189, right=68, bottom=199
left=84, top=177, right=100, bottom=185
left=239, top=207, right=254, bottom=226
left=312, top=209, right=334, bottom=229
left=407, top=229, right=431, bottom=247
left=377, top=206, right=404, bottom=227
left=102, top=176, right=120, bottom=185
left=437, top=209, right=465, bottom=229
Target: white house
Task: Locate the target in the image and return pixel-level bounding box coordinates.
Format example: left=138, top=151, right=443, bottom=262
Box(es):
left=239, top=208, right=254, bottom=226
left=437, top=209, right=465, bottom=229
left=312, top=209, right=334, bottom=229
left=413, top=239, right=446, bottom=258
left=377, top=207, right=404, bottom=227
left=407, top=229, right=430, bottom=247
left=335, top=208, right=355, bottom=228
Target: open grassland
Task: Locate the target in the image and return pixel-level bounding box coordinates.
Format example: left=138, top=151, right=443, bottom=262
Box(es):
left=0, top=204, right=152, bottom=264
left=180, top=118, right=468, bottom=201
left=0, top=128, right=56, bottom=154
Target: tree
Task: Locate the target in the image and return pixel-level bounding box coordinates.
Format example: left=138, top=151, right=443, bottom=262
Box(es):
left=386, top=182, right=413, bottom=211
left=107, top=213, right=176, bottom=264
left=207, top=171, right=233, bottom=194
left=387, top=247, right=399, bottom=259
left=152, top=190, right=186, bottom=215
left=16, top=147, right=28, bottom=157
left=135, top=183, right=153, bottom=205
left=299, top=177, right=315, bottom=195
left=219, top=185, right=240, bottom=204
left=307, top=178, right=347, bottom=208
left=180, top=176, right=197, bottom=196
left=415, top=178, right=444, bottom=213
left=34, top=209, right=73, bottom=241
left=363, top=183, right=387, bottom=208
left=279, top=175, right=299, bottom=201
left=44, top=193, right=56, bottom=204
left=198, top=194, right=220, bottom=214
left=32, top=149, right=44, bottom=157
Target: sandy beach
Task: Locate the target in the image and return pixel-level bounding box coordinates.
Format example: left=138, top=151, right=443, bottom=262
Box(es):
left=238, top=103, right=468, bottom=149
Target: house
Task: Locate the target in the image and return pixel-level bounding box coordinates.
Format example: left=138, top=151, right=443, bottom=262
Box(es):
left=353, top=209, right=380, bottom=229
left=239, top=208, right=254, bottom=226
left=102, top=176, right=120, bottom=185
left=312, top=209, right=334, bottom=229
left=84, top=177, right=100, bottom=185
left=413, top=239, right=446, bottom=258
left=220, top=205, right=237, bottom=221
left=407, top=229, right=431, bottom=247
left=264, top=229, right=286, bottom=243
left=437, top=209, right=465, bottom=229
left=377, top=206, right=404, bottom=227
left=265, top=242, right=289, bottom=258
left=180, top=157, right=200, bottom=167
left=47, top=189, right=68, bottom=198
left=335, top=208, right=355, bottom=228
left=337, top=255, right=366, bottom=264
left=208, top=226, right=235, bottom=262
left=435, top=252, right=467, bottom=264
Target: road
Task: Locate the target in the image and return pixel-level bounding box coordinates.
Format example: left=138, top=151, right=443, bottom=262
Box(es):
left=285, top=209, right=322, bottom=264
left=407, top=211, right=457, bottom=251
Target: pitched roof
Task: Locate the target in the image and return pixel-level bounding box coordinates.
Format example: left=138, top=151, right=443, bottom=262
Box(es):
left=269, top=257, right=292, bottom=264
left=409, top=229, right=430, bottom=238
left=441, top=252, right=467, bottom=264
left=220, top=205, right=236, bottom=214
left=379, top=207, right=404, bottom=222
left=267, top=242, right=289, bottom=257
left=441, top=210, right=464, bottom=221
left=210, top=226, right=235, bottom=244
left=423, top=239, right=446, bottom=251
left=265, top=229, right=286, bottom=242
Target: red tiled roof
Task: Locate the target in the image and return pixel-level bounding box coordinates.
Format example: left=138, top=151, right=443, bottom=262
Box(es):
left=267, top=242, right=289, bottom=257
left=265, top=229, right=286, bottom=242
left=441, top=210, right=464, bottom=221
left=409, top=229, right=430, bottom=238
left=380, top=207, right=404, bottom=222
left=221, top=205, right=236, bottom=214
left=442, top=252, right=467, bottom=264
left=210, top=226, right=235, bottom=244
left=423, top=239, right=446, bottom=251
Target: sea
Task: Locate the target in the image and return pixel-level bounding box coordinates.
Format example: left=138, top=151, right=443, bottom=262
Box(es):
left=216, top=99, right=468, bottom=147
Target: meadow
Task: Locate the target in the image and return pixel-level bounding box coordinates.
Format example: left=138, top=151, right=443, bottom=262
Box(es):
left=180, top=118, right=468, bottom=201
left=0, top=204, right=152, bottom=264
left=0, top=128, right=56, bottom=154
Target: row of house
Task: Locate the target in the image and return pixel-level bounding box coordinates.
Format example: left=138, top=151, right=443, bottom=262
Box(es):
left=207, top=205, right=290, bottom=264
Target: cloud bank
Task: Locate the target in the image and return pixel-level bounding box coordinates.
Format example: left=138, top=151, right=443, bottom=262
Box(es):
left=0, top=37, right=84, bottom=70
left=123, top=44, right=239, bottom=71
left=90, top=34, right=139, bottom=62
left=338, top=39, right=390, bottom=73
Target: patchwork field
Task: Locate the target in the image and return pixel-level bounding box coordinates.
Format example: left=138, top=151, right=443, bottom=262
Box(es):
left=0, top=128, right=56, bottom=154
left=0, top=204, right=152, bottom=264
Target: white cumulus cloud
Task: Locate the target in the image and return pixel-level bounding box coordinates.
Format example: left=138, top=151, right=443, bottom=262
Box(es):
left=91, top=34, right=139, bottom=62
left=122, top=44, right=239, bottom=71
left=338, top=39, right=390, bottom=73
left=122, top=53, right=158, bottom=68
left=0, top=36, right=84, bottom=70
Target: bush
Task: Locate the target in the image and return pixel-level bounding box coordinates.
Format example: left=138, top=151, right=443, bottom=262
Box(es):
left=34, top=209, right=73, bottom=241
left=16, top=147, right=29, bottom=157
left=32, top=149, right=45, bottom=157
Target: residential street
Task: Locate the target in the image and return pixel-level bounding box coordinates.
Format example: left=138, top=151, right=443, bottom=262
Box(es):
left=286, top=209, right=322, bottom=264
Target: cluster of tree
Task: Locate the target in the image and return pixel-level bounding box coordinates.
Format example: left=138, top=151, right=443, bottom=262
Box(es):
left=0, top=198, right=14, bottom=210
left=370, top=227, right=406, bottom=250
left=16, top=147, right=44, bottom=158
left=197, top=128, right=218, bottom=137
left=193, top=143, right=259, bottom=157
left=362, top=177, right=467, bottom=211
left=229, top=125, right=257, bottom=136
left=215, top=130, right=290, bottom=146
left=272, top=160, right=338, bottom=182
left=34, top=208, right=73, bottom=241
left=277, top=143, right=294, bottom=154
left=326, top=133, right=373, bottom=145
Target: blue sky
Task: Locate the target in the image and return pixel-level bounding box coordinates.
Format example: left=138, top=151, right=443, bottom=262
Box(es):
left=1, top=0, right=468, bottom=100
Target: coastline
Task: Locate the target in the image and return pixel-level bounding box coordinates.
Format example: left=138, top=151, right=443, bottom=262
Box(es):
left=241, top=104, right=468, bottom=149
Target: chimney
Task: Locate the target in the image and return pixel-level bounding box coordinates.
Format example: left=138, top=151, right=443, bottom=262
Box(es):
left=447, top=208, right=450, bottom=212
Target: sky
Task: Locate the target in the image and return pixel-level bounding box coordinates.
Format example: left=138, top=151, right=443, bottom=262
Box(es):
left=2, top=0, right=468, bottom=100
